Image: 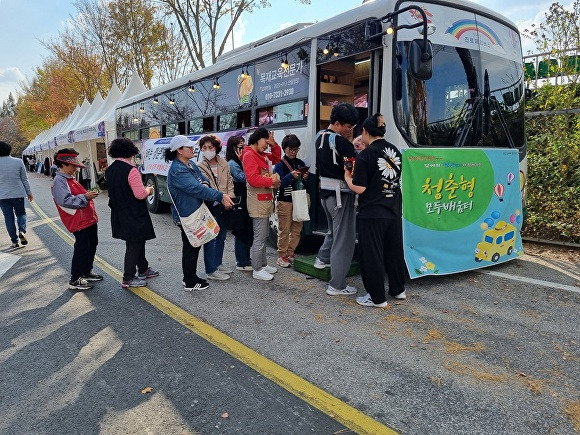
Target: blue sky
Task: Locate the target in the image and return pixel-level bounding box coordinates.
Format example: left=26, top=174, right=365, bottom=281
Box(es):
left=0, top=0, right=562, bottom=103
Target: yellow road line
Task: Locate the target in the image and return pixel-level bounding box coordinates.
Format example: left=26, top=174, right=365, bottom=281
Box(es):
left=31, top=201, right=397, bottom=434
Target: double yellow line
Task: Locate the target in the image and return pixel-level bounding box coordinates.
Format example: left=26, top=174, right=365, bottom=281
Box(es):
left=31, top=201, right=397, bottom=435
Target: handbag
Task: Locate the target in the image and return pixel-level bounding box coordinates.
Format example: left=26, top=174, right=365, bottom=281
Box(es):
left=291, top=189, right=310, bottom=222
left=169, top=190, right=220, bottom=248
left=225, top=204, right=245, bottom=230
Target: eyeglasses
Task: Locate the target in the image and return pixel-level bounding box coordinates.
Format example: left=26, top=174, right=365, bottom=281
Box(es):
left=286, top=148, right=299, bottom=152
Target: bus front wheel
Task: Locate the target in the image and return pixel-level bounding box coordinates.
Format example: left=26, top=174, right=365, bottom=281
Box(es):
left=145, top=175, right=168, bottom=214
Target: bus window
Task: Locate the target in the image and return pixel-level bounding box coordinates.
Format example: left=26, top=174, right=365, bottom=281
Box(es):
left=203, top=117, right=214, bottom=132
left=218, top=113, right=237, bottom=131
left=257, top=101, right=306, bottom=126
left=237, top=110, right=250, bottom=129
left=504, top=231, right=514, bottom=241
left=495, top=236, right=503, bottom=244
left=189, top=119, right=204, bottom=134
left=484, top=235, right=493, bottom=243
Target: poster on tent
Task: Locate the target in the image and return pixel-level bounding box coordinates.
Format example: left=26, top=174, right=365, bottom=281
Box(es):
left=401, top=148, right=524, bottom=279
left=73, top=122, right=105, bottom=142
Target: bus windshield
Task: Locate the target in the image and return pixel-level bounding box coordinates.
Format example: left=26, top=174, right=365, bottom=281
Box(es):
left=394, top=5, right=525, bottom=149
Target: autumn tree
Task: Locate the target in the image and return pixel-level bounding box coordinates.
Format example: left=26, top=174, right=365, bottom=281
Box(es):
left=156, top=0, right=312, bottom=69
left=1, top=93, right=17, bottom=117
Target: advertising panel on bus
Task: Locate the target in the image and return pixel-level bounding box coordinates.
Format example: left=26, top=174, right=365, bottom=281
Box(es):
left=402, top=148, right=523, bottom=278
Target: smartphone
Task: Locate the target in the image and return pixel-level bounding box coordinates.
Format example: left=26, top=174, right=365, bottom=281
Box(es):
left=298, top=166, right=310, bottom=174
left=231, top=196, right=242, bottom=205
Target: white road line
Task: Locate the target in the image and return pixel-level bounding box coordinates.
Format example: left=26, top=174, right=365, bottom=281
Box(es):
left=0, top=252, right=21, bottom=280
left=477, top=269, right=580, bottom=293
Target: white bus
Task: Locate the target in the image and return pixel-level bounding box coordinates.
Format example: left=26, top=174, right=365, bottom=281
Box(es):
left=118, top=0, right=526, bottom=277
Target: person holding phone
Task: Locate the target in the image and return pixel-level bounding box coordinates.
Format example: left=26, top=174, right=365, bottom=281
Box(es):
left=225, top=136, right=253, bottom=271
left=273, top=134, right=309, bottom=267
left=197, top=135, right=235, bottom=280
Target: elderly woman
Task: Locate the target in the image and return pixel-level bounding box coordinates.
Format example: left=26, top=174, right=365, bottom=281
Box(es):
left=344, top=113, right=406, bottom=308
left=225, top=136, right=253, bottom=271
left=241, top=127, right=281, bottom=281
left=165, top=135, right=234, bottom=292
left=197, top=135, right=235, bottom=281
left=106, top=137, right=158, bottom=288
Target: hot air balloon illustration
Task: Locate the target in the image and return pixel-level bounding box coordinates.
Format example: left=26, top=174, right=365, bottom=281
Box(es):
left=506, top=172, right=515, bottom=185
left=494, top=183, right=504, bottom=202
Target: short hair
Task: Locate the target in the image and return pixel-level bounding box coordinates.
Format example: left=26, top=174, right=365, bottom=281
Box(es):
left=108, top=137, right=139, bottom=158
left=199, top=135, right=222, bottom=154
left=330, top=103, right=359, bottom=125
left=0, top=141, right=11, bottom=157
left=362, top=113, right=386, bottom=137
left=248, top=127, right=269, bottom=145
left=225, top=136, right=244, bottom=164
left=54, top=148, right=78, bottom=168
left=281, top=134, right=300, bottom=149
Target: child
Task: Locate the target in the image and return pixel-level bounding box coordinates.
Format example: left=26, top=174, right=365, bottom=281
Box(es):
left=273, top=134, right=309, bottom=267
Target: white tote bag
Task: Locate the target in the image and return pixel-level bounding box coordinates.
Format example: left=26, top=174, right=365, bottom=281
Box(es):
left=169, top=191, right=220, bottom=248
left=291, top=189, right=310, bottom=222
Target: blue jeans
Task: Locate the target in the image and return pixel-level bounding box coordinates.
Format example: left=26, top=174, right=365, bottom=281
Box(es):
left=234, top=235, right=251, bottom=267
left=203, top=213, right=227, bottom=274
left=0, top=198, right=27, bottom=244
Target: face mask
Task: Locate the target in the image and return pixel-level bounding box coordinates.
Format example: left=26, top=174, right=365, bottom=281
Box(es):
left=202, top=150, right=216, bottom=160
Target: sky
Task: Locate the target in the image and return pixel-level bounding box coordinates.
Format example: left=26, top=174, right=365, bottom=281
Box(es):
left=0, top=0, right=566, bottom=104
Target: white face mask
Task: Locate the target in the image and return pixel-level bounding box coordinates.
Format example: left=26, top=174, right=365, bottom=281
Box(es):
left=202, top=150, right=216, bottom=160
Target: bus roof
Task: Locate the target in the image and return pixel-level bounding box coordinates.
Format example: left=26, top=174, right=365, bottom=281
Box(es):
left=118, top=0, right=519, bottom=109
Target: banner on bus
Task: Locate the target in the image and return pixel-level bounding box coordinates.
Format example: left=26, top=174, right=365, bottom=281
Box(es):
left=140, top=130, right=246, bottom=177
left=402, top=148, right=524, bottom=279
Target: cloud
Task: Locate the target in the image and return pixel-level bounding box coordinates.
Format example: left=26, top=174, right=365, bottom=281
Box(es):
left=0, top=67, right=26, bottom=83
left=279, top=21, right=293, bottom=31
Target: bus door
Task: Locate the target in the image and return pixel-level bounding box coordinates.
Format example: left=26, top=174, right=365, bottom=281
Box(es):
left=313, top=49, right=380, bottom=233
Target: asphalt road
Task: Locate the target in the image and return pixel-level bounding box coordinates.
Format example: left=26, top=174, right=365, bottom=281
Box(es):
left=0, top=172, right=578, bottom=434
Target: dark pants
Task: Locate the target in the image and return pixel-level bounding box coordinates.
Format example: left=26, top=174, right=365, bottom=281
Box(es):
left=0, top=197, right=27, bottom=244
left=124, top=240, right=149, bottom=281
left=179, top=225, right=202, bottom=286
left=71, top=224, right=98, bottom=281
left=358, top=217, right=406, bottom=304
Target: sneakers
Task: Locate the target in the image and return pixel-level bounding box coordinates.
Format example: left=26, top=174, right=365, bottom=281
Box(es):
left=121, top=277, right=147, bottom=288
left=288, top=254, right=296, bottom=263
left=314, top=257, right=331, bottom=269
left=69, top=278, right=93, bottom=291
left=253, top=268, right=274, bottom=281
left=207, top=270, right=230, bottom=280
left=18, top=232, right=28, bottom=245
left=393, top=290, right=407, bottom=300
left=82, top=271, right=104, bottom=282
left=184, top=280, right=210, bottom=291
left=10, top=242, right=19, bottom=248
left=356, top=293, right=388, bottom=308
left=236, top=265, right=253, bottom=271
left=263, top=265, right=278, bottom=274
left=276, top=256, right=291, bottom=268
left=138, top=267, right=160, bottom=279
left=217, top=265, right=234, bottom=274
left=326, top=284, right=357, bottom=296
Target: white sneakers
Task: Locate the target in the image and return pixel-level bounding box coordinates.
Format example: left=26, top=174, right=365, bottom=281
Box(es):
left=313, top=257, right=331, bottom=269
left=356, top=293, right=388, bottom=308
left=217, top=265, right=234, bottom=273
left=276, top=257, right=291, bottom=268
left=253, top=268, right=274, bottom=281
left=393, top=290, right=407, bottom=300
left=326, top=284, right=357, bottom=296
left=207, top=270, right=230, bottom=280
left=263, top=265, right=278, bottom=274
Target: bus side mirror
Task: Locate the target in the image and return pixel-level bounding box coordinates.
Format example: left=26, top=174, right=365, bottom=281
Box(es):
left=409, top=39, right=433, bottom=80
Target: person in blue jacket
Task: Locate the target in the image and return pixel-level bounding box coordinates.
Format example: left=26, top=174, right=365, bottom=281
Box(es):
left=165, top=135, right=234, bottom=292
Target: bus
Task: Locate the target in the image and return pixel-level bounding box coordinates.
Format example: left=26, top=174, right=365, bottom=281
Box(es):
left=117, top=0, right=526, bottom=278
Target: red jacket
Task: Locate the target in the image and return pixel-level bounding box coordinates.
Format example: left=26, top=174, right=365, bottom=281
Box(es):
left=241, top=143, right=281, bottom=188
left=51, top=174, right=98, bottom=233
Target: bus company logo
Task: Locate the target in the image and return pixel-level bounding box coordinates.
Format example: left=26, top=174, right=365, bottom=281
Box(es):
left=446, top=19, right=504, bottom=49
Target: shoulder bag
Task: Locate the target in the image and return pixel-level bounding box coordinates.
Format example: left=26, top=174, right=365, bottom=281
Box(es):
left=168, top=189, right=220, bottom=248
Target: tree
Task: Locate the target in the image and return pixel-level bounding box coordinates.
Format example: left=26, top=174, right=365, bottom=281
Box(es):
left=156, top=0, right=311, bottom=69
left=0, top=93, right=17, bottom=117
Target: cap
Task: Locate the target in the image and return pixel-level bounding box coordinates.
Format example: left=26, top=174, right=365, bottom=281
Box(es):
left=169, top=135, right=195, bottom=151
left=55, top=153, right=86, bottom=168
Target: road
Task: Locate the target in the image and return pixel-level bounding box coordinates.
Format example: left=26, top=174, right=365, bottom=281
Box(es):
left=0, top=172, right=578, bottom=434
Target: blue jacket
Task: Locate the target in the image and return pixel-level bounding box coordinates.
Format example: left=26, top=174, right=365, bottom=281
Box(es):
left=167, top=158, right=223, bottom=223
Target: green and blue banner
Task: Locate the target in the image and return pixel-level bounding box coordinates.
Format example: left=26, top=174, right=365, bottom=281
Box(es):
left=402, top=148, right=524, bottom=279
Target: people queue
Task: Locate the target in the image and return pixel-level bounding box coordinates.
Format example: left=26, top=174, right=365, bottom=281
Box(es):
left=10, top=103, right=406, bottom=307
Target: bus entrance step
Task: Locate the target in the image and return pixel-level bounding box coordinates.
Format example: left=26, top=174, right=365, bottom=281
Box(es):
left=292, top=254, right=359, bottom=282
